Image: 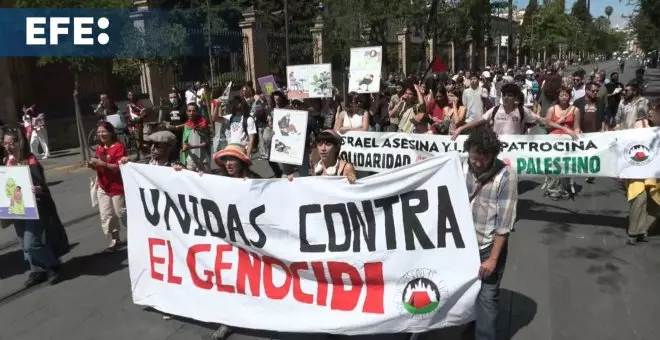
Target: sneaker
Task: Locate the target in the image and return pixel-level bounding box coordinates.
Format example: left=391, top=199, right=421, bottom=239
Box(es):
left=24, top=271, right=48, bottom=288
left=638, top=234, right=649, bottom=243
left=626, top=238, right=638, bottom=246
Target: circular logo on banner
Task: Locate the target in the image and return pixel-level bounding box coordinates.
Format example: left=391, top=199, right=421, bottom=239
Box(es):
left=624, top=143, right=655, bottom=166
left=395, top=269, right=447, bottom=319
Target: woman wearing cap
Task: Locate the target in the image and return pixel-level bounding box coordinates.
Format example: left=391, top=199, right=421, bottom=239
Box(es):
left=288, top=130, right=356, bottom=183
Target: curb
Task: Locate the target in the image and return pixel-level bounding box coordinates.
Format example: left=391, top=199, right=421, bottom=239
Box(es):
left=44, top=162, right=84, bottom=172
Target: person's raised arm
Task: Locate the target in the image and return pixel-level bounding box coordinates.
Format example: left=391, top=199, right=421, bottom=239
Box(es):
left=451, top=106, right=491, bottom=140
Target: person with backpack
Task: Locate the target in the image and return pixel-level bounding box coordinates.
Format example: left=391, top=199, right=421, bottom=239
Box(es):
left=451, top=84, right=578, bottom=138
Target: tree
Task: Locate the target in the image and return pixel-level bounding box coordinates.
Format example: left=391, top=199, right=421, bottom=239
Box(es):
left=629, top=0, right=660, bottom=52
left=570, top=0, right=592, bottom=27
left=15, top=0, right=189, bottom=161
left=519, top=0, right=539, bottom=62
left=605, top=5, right=614, bottom=20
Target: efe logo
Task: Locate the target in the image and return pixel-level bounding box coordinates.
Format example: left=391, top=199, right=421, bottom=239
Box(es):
left=25, top=17, right=110, bottom=45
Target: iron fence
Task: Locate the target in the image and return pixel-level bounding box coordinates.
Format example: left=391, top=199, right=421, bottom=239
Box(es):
left=175, top=27, right=247, bottom=91
left=266, top=30, right=314, bottom=84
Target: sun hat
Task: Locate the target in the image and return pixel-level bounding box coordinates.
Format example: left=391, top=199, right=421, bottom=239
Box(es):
left=213, top=144, right=252, bottom=168
left=317, top=129, right=342, bottom=145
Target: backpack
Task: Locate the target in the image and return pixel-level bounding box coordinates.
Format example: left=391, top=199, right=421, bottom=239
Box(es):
left=490, top=105, right=527, bottom=134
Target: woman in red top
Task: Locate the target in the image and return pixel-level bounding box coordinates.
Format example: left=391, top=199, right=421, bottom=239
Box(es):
left=542, top=86, right=582, bottom=200
left=86, top=121, right=127, bottom=251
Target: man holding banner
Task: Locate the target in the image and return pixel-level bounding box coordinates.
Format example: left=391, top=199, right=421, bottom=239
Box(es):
left=463, top=126, right=518, bottom=340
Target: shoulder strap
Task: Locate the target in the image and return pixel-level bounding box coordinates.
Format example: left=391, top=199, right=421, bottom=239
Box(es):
left=490, top=105, right=500, bottom=125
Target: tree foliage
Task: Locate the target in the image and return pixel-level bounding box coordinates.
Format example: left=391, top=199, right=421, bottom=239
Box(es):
left=630, top=0, right=660, bottom=52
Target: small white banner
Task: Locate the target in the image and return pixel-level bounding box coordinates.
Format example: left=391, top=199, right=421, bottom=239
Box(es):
left=338, top=128, right=660, bottom=178
left=121, top=154, right=481, bottom=335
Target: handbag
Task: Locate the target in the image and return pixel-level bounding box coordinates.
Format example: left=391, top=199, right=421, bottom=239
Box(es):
left=90, top=177, right=99, bottom=207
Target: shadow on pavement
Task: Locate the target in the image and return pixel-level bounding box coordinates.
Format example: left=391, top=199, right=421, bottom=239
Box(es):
left=518, top=181, right=540, bottom=196
left=497, top=289, right=537, bottom=340
left=55, top=247, right=128, bottom=283
left=518, top=199, right=627, bottom=229
left=0, top=242, right=79, bottom=280
left=0, top=249, right=28, bottom=279
left=46, top=180, right=63, bottom=187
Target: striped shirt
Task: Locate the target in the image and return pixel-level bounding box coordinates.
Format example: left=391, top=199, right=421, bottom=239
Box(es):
left=464, top=162, right=518, bottom=249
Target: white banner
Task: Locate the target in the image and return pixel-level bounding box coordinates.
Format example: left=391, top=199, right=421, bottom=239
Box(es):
left=339, top=128, right=660, bottom=178
left=122, top=155, right=481, bottom=335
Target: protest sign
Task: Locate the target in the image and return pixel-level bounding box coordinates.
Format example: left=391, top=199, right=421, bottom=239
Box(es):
left=339, top=128, right=660, bottom=178
left=286, top=64, right=332, bottom=100
left=270, top=109, right=309, bottom=166
left=0, top=166, right=39, bottom=220
left=121, top=154, right=481, bottom=335
left=349, top=46, right=382, bottom=93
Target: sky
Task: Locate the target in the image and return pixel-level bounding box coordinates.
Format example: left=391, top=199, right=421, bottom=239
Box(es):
left=513, top=0, right=634, bottom=27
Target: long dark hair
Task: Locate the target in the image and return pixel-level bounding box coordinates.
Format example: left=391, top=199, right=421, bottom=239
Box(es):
left=3, top=127, right=32, bottom=162
left=542, top=74, right=563, bottom=102
left=229, top=96, right=251, bottom=133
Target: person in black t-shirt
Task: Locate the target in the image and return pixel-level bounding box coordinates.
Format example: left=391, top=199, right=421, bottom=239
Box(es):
left=604, top=72, right=624, bottom=130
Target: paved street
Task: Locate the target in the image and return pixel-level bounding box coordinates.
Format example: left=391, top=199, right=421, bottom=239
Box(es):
left=0, top=60, right=658, bottom=340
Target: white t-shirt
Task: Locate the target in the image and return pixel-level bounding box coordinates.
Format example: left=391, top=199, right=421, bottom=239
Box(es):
left=228, top=115, right=257, bottom=146
left=482, top=105, right=540, bottom=135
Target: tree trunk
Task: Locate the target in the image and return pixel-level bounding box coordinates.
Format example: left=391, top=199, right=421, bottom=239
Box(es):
left=73, top=71, right=89, bottom=162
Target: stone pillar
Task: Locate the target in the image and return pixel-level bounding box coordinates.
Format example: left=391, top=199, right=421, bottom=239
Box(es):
left=132, top=0, right=176, bottom=107
left=310, top=15, right=330, bottom=64
left=397, top=28, right=411, bottom=75
left=427, top=38, right=434, bottom=64
left=240, top=8, right=269, bottom=83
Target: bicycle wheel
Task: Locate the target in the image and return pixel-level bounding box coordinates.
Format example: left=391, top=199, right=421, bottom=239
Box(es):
left=88, top=127, right=98, bottom=153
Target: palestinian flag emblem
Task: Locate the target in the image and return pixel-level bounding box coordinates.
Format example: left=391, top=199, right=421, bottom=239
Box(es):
left=401, top=277, right=441, bottom=315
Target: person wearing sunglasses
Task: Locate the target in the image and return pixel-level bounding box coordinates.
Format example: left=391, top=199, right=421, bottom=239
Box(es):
left=119, top=130, right=178, bottom=167
left=570, top=70, right=586, bottom=104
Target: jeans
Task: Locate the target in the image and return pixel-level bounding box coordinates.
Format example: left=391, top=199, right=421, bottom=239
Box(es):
left=475, top=244, right=508, bottom=340
left=14, top=219, right=60, bottom=273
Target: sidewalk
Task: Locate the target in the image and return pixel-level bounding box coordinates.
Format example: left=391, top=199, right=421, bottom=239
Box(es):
left=40, top=148, right=86, bottom=171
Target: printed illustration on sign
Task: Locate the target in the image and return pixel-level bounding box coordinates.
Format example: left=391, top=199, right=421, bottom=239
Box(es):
left=286, top=64, right=332, bottom=100
left=396, top=269, right=447, bottom=319
left=0, top=166, right=39, bottom=220
left=270, top=109, right=309, bottom=165
left=624, top=143, right=654, bottom=166
left=348, top=46, right=382, bottom=93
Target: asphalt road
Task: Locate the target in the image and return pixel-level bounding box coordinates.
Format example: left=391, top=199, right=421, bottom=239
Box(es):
left=0, top=60, right=658, bottom=340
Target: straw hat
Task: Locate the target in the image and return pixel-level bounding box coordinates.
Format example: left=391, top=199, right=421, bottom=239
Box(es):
left=213, top=144, right=252, bottom=168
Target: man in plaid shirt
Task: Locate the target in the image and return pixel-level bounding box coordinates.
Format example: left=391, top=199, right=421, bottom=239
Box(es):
left=463, top=126, right=518, bottom=340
